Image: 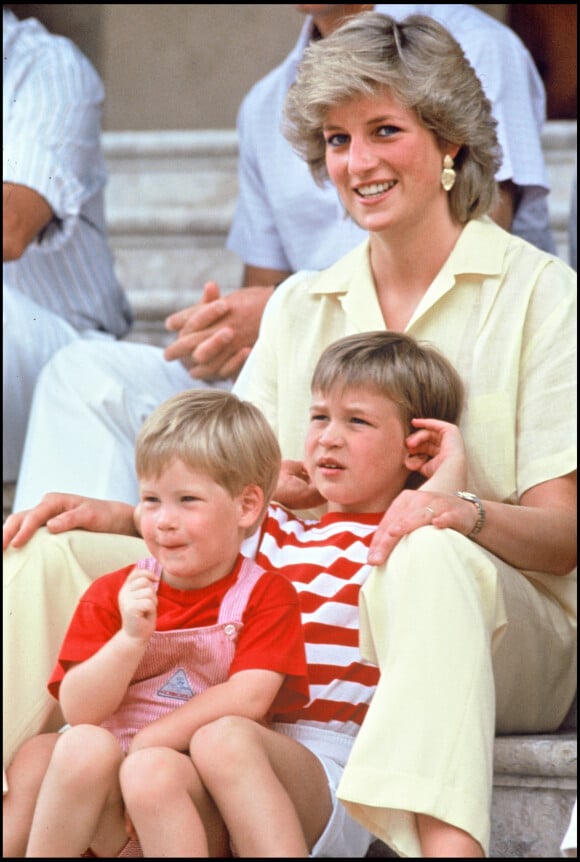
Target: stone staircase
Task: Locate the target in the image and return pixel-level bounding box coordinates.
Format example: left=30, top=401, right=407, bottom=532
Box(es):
left=103, top=129, right=243, bottom=348
left=4, top=123, right=577, bottom=857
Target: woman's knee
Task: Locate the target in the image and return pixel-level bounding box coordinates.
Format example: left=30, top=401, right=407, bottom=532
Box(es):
left=388, top=526, right=496, bottom=590
left=362, top=526, right=500, bottom=637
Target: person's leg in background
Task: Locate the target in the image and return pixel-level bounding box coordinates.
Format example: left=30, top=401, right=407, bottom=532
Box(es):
left=12, top=338, right=209, bottom=508
left=3, top=287, right=79, bottom=483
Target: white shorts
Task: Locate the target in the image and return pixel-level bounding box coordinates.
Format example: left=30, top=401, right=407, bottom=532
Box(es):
left=272, top=723, right=374, bottom=858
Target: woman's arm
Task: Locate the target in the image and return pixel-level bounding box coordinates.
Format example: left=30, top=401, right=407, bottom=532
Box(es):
left=368, top=471, right=577, bottom=575
left=3, top=493, right=138, bottom=550
left=469, top=472, right=577, bottom=575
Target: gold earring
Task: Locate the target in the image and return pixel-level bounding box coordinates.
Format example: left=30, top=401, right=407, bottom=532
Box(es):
left=441, top=154, right=456, bottom=191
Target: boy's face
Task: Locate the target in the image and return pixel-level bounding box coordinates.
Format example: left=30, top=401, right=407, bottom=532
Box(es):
left=305, top=385, right=412, bottom=513
left=138, top=458, right=252, bottom=589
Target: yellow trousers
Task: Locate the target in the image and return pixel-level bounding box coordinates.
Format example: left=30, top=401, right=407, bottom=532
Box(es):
left=3, top=529, right=147, bottom=774
left=337, top=527, right=576, bottom=856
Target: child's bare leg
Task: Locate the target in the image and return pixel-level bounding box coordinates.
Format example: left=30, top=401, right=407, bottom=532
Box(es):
left=121, top=746, right=231, bottom=858
left=190, top=716, right=333, bottom=857
left=417, top=813, right=484, bottom=857
left=3, top=733, right=59, bottom=858
left=26, top=725, right=127, bottom=857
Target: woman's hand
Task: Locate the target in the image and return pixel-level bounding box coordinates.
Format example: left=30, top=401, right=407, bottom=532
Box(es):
left=273, top=460, right=326, bottom=511
left=367, top=419, right=470, bottom=565
left=2, top=493, right=138, bottom=550
left=367, top=488, right=478, bottom=565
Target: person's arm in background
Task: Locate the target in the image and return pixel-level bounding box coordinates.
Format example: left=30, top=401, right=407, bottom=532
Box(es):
left=162, top=69, right=296, bottom=382
left=4, top=15, right=109, bottom=264
left=3, top=182, right=53, bottom=261
left=448, top=6, right=554, bottom=252
left=489, top=180, right=518, bottom=232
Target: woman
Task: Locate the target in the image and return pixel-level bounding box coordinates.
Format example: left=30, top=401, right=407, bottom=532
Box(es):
left=3, top=12, right=576, bottom=857
left=236, top=12, right=577, bottom=856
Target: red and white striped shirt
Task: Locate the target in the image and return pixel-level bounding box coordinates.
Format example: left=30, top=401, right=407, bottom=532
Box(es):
left=252, top=504, right=382, bottom=738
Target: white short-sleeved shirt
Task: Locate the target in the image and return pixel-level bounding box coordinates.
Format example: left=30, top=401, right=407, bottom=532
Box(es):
left=227, top=3, right=555, bottom=274
left=234, top=217, right=576, bottom=606
left=2, top=9, right=132, bottom=336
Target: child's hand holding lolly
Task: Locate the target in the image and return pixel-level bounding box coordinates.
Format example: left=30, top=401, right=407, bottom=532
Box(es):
left=119, top=557, right=162, bottom=640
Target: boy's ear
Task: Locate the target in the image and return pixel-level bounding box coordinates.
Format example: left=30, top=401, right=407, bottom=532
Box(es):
left=238, top=484, right=265, bottom=528
left=403, top=451, right=428, bottom=474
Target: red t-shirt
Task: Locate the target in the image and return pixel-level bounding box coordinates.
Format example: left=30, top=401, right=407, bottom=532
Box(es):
left=49, top=554, right=309, bottom=715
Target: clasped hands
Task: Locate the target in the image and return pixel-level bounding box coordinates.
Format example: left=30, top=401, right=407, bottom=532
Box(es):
left=163, top=281, right=274, bottom=381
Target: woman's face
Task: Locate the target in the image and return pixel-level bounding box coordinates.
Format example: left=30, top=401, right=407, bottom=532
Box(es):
left=323, top=89, right=453, bottom=236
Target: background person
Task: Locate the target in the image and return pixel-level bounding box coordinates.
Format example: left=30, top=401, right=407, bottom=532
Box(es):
left=10, top=2, right=556, bottom=510
left=3, top=6, right=132, bottom=485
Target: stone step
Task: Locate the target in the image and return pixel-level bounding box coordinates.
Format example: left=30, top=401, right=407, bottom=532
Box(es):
left=103, top=130, right=241, bottom=346
left=102, top=123, right=576, bottom=227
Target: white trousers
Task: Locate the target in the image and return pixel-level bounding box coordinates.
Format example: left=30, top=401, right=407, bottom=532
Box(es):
left=3, top=288, right=79, bottom=482
left=13, top=337, right=231, bottom=509
left=561, top=798, right=577, bottom=857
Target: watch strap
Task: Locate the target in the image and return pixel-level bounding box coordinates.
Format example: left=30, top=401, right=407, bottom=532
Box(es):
left=453, top=491, right=485, bottom=538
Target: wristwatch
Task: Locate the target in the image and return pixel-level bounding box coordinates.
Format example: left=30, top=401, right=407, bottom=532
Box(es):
left=453, top=491, right=485, bottom=539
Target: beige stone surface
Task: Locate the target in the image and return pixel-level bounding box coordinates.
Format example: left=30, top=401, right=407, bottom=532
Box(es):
left=8, top=5, right=511, bottom=131
left=8, top=4, right=303, bottom=130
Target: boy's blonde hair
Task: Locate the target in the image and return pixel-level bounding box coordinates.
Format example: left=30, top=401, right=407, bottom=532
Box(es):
left=311, top=331, right=464, bottom=432
left=135, top=389, right=281, bottom=509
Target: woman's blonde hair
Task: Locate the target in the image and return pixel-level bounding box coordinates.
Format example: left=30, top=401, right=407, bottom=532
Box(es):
left=283, top=12, right=501, bottom=223
left=135, top=389, right=281, bottom=511
left=311, top=331, right=464, bottom=432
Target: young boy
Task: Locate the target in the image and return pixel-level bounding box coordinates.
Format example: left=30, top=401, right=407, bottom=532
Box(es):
left=23, top=389, right=309, bottom=858
left=5, top=331, right=465, bottom=857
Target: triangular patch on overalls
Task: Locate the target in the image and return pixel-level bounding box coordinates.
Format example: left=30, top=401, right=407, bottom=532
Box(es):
left=157, top=668, right=194, bottom=701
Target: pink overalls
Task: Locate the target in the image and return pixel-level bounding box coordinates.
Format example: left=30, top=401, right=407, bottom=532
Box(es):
left=84, top=556, right=267, bottom=858
left=101, top=556, right=267, bottom=753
